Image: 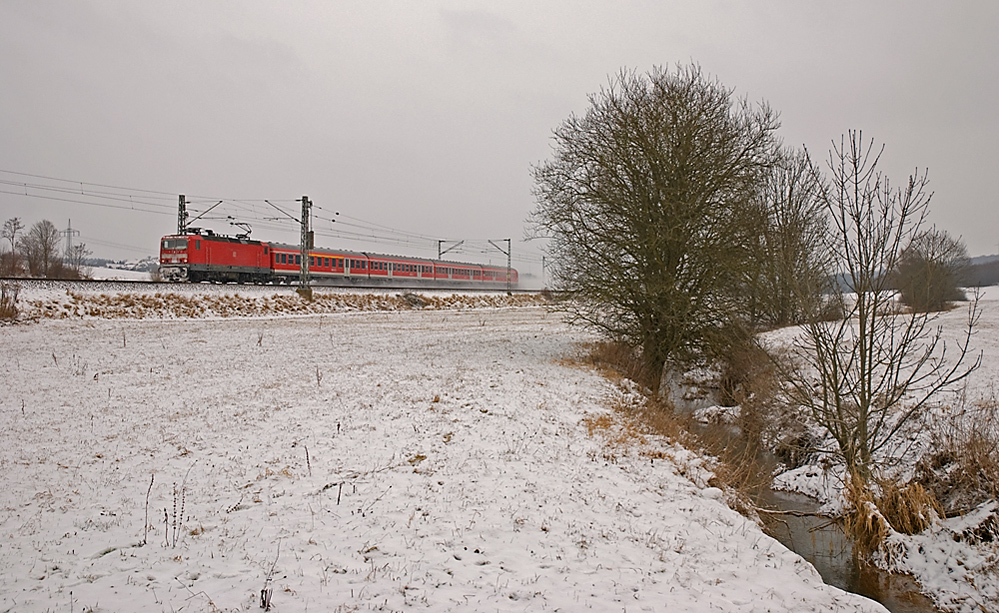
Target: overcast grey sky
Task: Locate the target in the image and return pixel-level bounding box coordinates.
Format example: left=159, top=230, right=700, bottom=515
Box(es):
left=2, top=1, right=997, bottom=274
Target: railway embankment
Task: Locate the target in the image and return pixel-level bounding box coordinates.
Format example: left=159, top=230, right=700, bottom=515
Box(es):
left=3, top=279, right=547, bottom=320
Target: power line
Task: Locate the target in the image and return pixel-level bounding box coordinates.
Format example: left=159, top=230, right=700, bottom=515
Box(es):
left=0, top=187, right=175, bottom=216
left=0, top=169, right=545, bottom=266
left=0, top=168, right=179, bottom=198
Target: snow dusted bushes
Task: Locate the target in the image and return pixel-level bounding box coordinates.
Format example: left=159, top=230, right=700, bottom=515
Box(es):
left=917, top=398, right=999, bottom=516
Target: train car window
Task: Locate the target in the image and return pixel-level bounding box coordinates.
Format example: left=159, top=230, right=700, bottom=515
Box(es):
left=195, top=240, right=201, bottom=250
left=295, top=255, right=301, bottom=265
left=264, top=247, right=268, bottom=255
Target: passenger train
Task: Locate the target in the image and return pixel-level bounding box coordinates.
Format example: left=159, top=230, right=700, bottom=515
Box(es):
left=158, top=229, right=518, bottom=289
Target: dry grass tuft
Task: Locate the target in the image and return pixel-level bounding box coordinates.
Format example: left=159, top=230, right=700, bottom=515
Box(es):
left=582, top=408, right=649, bottom=448
left=0, top=281, right=18, bottom=321
left=631, top=397, right=692, bottom=445
left=843, top=473, right=942, bottom=556
left=917, top=397, right=999, bottom=516
left=575, top=341, right=647, bottom=385
left=843, top=474, right=891, bottom=556
left=576, top=342, right=692, bottom=450
left=581, top=413, right=615, bottom=437
left=876, top=480, right=942, bottom=536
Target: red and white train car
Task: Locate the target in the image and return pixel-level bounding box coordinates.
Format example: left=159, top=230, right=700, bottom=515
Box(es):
left=159, top=230, right=518, bottom=289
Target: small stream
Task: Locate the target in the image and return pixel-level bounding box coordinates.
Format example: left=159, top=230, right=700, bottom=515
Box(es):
left=758, top=488, right=938, bottom=613
left=687, top=417, right=940, bottom=613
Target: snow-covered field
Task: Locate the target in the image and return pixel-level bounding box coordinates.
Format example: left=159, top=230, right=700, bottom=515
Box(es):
left=0, top=294, right=887, bottom=612
left=89, top=267, right=154, bottom=282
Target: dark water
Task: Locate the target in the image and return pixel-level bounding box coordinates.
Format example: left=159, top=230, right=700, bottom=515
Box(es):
left=758, top=489, right=939, bottom=613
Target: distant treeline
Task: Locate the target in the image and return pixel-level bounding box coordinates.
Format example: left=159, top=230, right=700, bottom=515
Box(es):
left=966, top=260, right=999, bottom=287
left=1, top=217, right=91, bottom=279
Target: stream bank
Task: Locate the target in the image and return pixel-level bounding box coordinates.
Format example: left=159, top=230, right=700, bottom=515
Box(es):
left=687, top=415, right=941, bottom=613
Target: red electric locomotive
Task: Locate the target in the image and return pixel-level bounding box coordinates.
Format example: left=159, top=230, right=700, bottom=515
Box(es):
left=159, top=229, right=271, bottom=283
left=159, top=230, right=518, bottom=288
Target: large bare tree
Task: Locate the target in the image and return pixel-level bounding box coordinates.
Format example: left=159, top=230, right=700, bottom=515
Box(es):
left=531, top=65, right=779, bottom=389
left=787, top=133, right=980, bottom=482
left=894, top=227, right=969, bottom=313
left=20, top=220, right=62, bottom=278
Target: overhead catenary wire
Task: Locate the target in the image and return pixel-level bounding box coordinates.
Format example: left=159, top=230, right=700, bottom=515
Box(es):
left=0, top=168, right=546, bottom=266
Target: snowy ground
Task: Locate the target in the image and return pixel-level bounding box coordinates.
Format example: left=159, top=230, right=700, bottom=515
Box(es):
left=89, top=267, right=154, bottom=282
left=0, top=297, right=887, bottom=612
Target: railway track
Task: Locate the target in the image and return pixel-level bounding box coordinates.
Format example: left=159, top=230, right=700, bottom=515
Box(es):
left=0, top=277, right=539, bottom=293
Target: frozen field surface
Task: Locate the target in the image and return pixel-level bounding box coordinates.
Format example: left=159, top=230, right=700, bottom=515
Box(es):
left=0, top=306, right=886, bottom=612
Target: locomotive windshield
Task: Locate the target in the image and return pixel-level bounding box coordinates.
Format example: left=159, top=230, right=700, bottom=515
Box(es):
left=162, top=238, right=188, bottom=250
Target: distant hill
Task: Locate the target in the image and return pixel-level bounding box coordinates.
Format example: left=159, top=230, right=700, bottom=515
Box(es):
left=970, top=254, right=999, bottom=266
left=967, top=254, right=999, bottom=287
left=85, top=255, right=158, bottom=272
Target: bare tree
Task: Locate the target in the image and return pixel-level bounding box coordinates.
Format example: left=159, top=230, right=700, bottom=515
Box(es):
left=894, top=227, right=969, bottom=312
left=66, top=242, right=93, bottom=279
left=531, top=65, right=780, bottom=390
left=746, top=147, right=831, bottom=328
left=1, top=217, right=24, bottom=275
left=787, top=132, right=981, bottom=483
left=20, top=220, right=62, bottom=278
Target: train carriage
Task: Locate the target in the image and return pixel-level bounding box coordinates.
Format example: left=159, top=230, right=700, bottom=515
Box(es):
left=160, top=231, right=518, bottom=289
